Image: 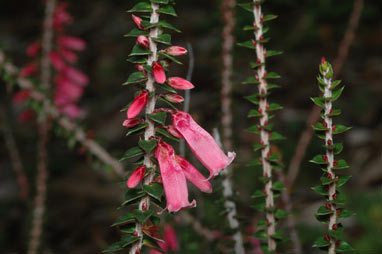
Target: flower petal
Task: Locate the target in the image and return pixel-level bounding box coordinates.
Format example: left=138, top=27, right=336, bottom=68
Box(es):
left=127, top=90, right=148, bottom=119
left=153, top=62, right=166, bottom=84
left=164, top=225, right=178, bottom=251
left=127, top=165, right=146, bottom=188
left=172, top=111, right=235, bottom=179
left=167, top=77, right=194, bottom=90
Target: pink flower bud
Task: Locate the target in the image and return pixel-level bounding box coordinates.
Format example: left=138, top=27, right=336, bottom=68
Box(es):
left=167, top=77, right=194, bottom=90
left=127, top=165, right=146, bottom=188
left=60, top=49, right=78, bottom=63
left=321, top=57, right=326, bottom=64
left=123, top=118, right=141, bottom=128
left=136, top=35, right=149, bottom=48
left=65, top=67, right=89, bottom=86
left=132, top=15, right=144, bottom=30
left=127, top=90, right=149, bottom=119
left=153, top=62, right=166, bottom=84
left=135, top=64, right=146, bottom=74
left=164, top=93, right=184, bottom=103
left=164, top=46, right=187, bottom=56
left=26, top=41, right=40, bottom=57
left=20, top=63, right=38, bottom=77
left=49, top=52, right=66, bottom=71
left=58, top=36, right=86, bottom=51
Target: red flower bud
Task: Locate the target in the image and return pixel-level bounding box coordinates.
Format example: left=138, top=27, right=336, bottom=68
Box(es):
left=322, top=155, right=328, bottom=161
left=326, top=203, right=332, bottom=210
left=136, top=35, right=149, bottom=48
left=327, top=173, right=333, bottom=179
left=123, top=118, right=141, bottom=128
left=257, top=59, right=261, bottom=64
left=324, top=234, right=330, bottom=242
left=323, top=121, right=328, bottom=128
left=332, top=193, right=337, bottom=200
left=332, top=224, right=338, bottom=230
left=251, top=39, right=257, bottom=47
left=132, top=15, right=144, bottom=30
left=260, top=35, right=264, bottom=41
left=133, top=231, right=138, bottom=237
left=126, top=166, right=146, bottom=188
left=127, top=90, right=149, bottom=119
left=321, top=57, right=326, bottom=65
left=164, top=93, right=184, bottom=103
left=135, top=64, right=146, bottom=74
left=153, top=62, right=166, bottom=84
left=167, top=77, right=194, bottom=90
left=142, top=202, right=147, bottom=211
left=336, top=209, right=341, bottom=215
left=263, top=189, right=267, bottom=194
left=327, top=139, right=332, bottom=145
left=164, top=46, right=187, bottom=56
left=332, top=125, right=336, bottom=132
left=260, top=14, right=264, bottom=21
left=333, top=160, right=338, bottom=166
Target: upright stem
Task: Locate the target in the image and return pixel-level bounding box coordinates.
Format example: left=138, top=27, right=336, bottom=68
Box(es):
left=130, top=3, right=160, bottom=254
left=220, top=1, right=245, bottom=253
left=28, top=1, right=56, bottom=253
left=323, top=72, right=337, bottom=254
left=253, top=1, right=276, bottom=250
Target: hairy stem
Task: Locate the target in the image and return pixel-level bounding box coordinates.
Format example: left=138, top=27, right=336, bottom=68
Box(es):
left=130, top=3, right=160, bottom=254
left=253, top=1, right=276, bottom=250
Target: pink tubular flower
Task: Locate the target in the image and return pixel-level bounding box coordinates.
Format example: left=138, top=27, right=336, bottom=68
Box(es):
left=53, top=2, right=73, bottom=31
left=26, top=42, right=40, bottom=57
left=153, top=62, right=166, bottom=84
left=60, top=48, right=78, bottom=63
left=65, top=66, right=89, bottom=86
left=13, top=90, right=30, bottom=104
left=155, top=141, right=196, bottom=213
left=58, top=36, right=86, bottom=51
left=127, top=90, right=149, bottom=119
left=151, top=225, right=179, bottom=254
left=20, top=63, right=37, bottom=77
left=50, top=52, right=66, bottom=71
left=127, top=165, right=146, bottom=188
left=171, top=111, right=236, bottom=179
left=164, top=93, right=184, bottom=103
left=164, top=125, right=183, bottom=139
left=167, top=77, right=194, bottom=90
left=175, top=155, right=212, bottom=193
left=136, top=35, right=149, bottom=48
left=59, top=104, right=82, bottom=119
left=132, top=14, right=144, bottom=30
left=123, top=118, right=141, bottom=128
left=164, top=46, right=187, bottom=56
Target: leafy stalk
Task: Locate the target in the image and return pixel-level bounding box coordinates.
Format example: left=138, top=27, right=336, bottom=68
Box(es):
left=311, top=59, right=354, bottom=253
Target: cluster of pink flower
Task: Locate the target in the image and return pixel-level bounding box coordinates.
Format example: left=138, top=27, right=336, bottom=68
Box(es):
left=123, top=14, right=235, bottom=214
left=14, top=2, right=88, bottom=120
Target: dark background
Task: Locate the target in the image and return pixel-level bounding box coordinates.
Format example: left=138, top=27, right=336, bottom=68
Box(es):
left=0, top=0, right=381, bottom=253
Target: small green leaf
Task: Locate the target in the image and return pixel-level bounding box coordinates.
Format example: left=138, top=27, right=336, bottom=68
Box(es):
left=157, top=83, right=177, bottom=93
left=316, top=205, right=333, bottom=216
left=126, top=123, right=148, bottom=136
left=122, top=189, right=145, bottom=206
left=333, top=125, right=352, bottom=135
left=252, top=190, right=266, bottom=198
left=311, top=97, right=325, bottom=108
left=268, top=83, right=280, bottom=90
left=248, top=109, right=262, bottom=118
left=313, top=122, right=329, bottom=131
left=158, top=52, right=182, bottom=64
left=265, top=72, right=280, bottom=79
left=253, top=143, right=265, bottom=152
left=138, top=140, right=158, bottom=153
left=124, top=72, right=147, bottom=85
left=320, top=174, right=334, bottom=185
left=265, top=50, right=283, bottom=57
left=121, top=234, right=140, bottom=247
left=312, top=236, right=331, bottom=248
left=151, top=0, right=169, bottom=3
left=130, top=44, right=152, bottom=56
left=242, top=76, right=260, bottom=85
left=312, top=185, right=328, bottom=195
left=310, top=154, right=328, bottom=165
left=133, top=209, right=154, bottom=224
left=237, top=40, right=256, bottom=49
left=143, top=20, right=181, bottom=32
left=272, top=181, right=285, bottom=191
left=124, top=28, right=149, bottom=37
left=102, top=241, right=125, bottom=252
left=333, top=159, right=349, bottom=170
left=142, top=236, right=164, bottom=251
left=275, top=209, right=289, bottom=219
left=112, top=213, right=135, bottom=227
left=330, top=192, right=346, bottom=206
left=153, top=34, right=171, bottom=45
left=267, top=153, right=281, bottom=164
left=271, top=230, right=284, bottom=241
left=128, top=2, right=153, bottom=12
left=336, top=240, right=354, bottom=252
left=331, top=80, right=342, bottom=90
left=337, top=208, right=356, bottom=219
left=147, top=111, right=167, bottom=125
left=238, top=3, right=253, bottom=12
left=245, top=94, right=259, bottom=104
left=120, top=146, right=144, bottom=161
left=270, top=132, right=285, bottom=141
left=143, top=183, right=164, bottom=201
left=337, top=175, right=351, bottom=187
left=158, top=5, right=177, bottom=16
left=157, top=97, right=178, bottom=110
left=127, top=55, right=147, bottom=64
left=331, top=86, right=345, bottom=101
left=262, top=14, right=278, bottom=22
left=267, top=103, right=283, bottom=111
left=156, top=128, right=180, bottom=142
left=253, top=230, right=268, bottom=241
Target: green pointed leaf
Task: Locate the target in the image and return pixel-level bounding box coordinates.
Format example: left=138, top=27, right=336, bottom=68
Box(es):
left=316, top=205, right=334, bottom=216
left=142, top=236, right=164, bottom=251
left=147, top=111, right=167, bottom=125
left=247, top=125, right=260, bottom=134
left=333, top=159, right=349, bottom=170
left=331, top=80, right=342, bottom=90
left=130, top=44, right=152, bottom=56
left=311, top=97, right=325, bottom=108
left=331, top=86, right=345, bottom=101
left=158, top=52, right=182, bottom=64
left=265, top=50, right=283, bottom=57
left=263, top=14, right=278, bottom=22
left=245, top=94, right=259, bottom=104
left=329, top=224, right=344, bottom=239
left=102, top=241, right=125, bottom=252
left=133, top=209, right=154, bottom=224
left=125, top=28, right=149, bottom=37
left=128, top=2, right=153, bottom=12
left=138, top=140, right=158, bottom=153
left=121, top=234, right=140, bottom=247
left=127, top=55, right=147, bottom=64
left=330, top=192, right=346, bottom=205
left=143, top=20, right=181, bottom=32
left=248, top=157, right=262, bottom=166
left=126, top=123, right=148, bottom=136
left=151, top=0, right=169, bottom=3
left=336, top=240, right=354, bottom=252
left=265, top=72, right=280, bottom=79
left=248, top=109, right=262, bottom=118
left=310, top=154, right=328, bottom=164
left=312, top=236, right=331, bottom=248
left=337, top=175, right=351, bottom=187
left=337, top=208, right=356, bottom=219
left=253, top=230, right=268, bottom=241
left=267, top=103, right=283, bottom=111
left=237, top=40, right=255, bottom=49
left=312, top=185, right=328, bottom=195
left=238, top=3, right=253, bottom=12
left=267, top=153, right=281, bottom=163
left=275, top=209, right=289, bottom=219
left=242, top=76, right=260, bottom=85
left=320, top=174, right=335, bottom=185
left=253, top=202, right=265, bottom=212
left=120, top=146, right=144, bottom=161
left=124, top=72, right=147, bottom=85
left=157, top=97, right=178, bottom=110
left=252, top=190, right=266, bottom=198
left=268, top=83, right=280, bottom=90
left=122, top=189, right=146, bottom=206
left=158, top=83, right=177, bottom=93
left=143, top=183, right=163, bottom=201
left=272, top=181, right=286, bottom=191
left=271, top=230, right=284, bottom=241
left=253, top=143, right=265, bottom=152
left=158, top=5, right=177, bottom=16
left=112, top=213, right=135, bottom=227
left=333, top=125, right=352, bottom=135
left=156, top=128, right=180, bottom=141
left=270, top=132, right=285, bottom=141
left=153, top=34, right=171, bottom=45
left=313, top=122, right=329, bottom=131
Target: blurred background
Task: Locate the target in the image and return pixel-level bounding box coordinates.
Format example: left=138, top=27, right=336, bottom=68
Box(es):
left=0, top=0, right=381, bottom=253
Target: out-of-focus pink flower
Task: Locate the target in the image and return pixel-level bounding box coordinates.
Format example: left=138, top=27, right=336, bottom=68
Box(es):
left=59, top=104, right=82, bottom=119
left=58, top=36, right=86, bottom=51
left=123, top=118, right=141, bottom=128
left=155, top=141, right=196, bottom=213
left=175, top=155, right=212, bottom=193
left=50, top=52, right=66, bottom=71
left=13, top=90, right=30, bottom=104
left=163, top=94, right=184, bottom=103
left=153, top=62, right=166, bottom=84
left=20, top=63, right=37, bottom=77
left=167, top=77, right=194, bottom=90
left=132, top=14, right=144, bottom=30
left=164, top=46, right=187, bottom=56
left=53, top=2, right=73, bottom=31
left=171, top=111, right=235, bottom=179
left=18, top=109, right=35, bottom=123
left=127, top=165, right=146, bottom=188
left=59, top=48, right=78, bottom=63
left=65, top=66, right=89, bottom=86
left=54, top=76, right=84, bottom=104
left=26, top=41, right=40, bottom=57
left=136, top=35, right=149, bottom=48
left=127, top=90, right=149, bottom=119
left=163, top=125, right=183, bottom=139
left=151, top=225, right=179, bottom=254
